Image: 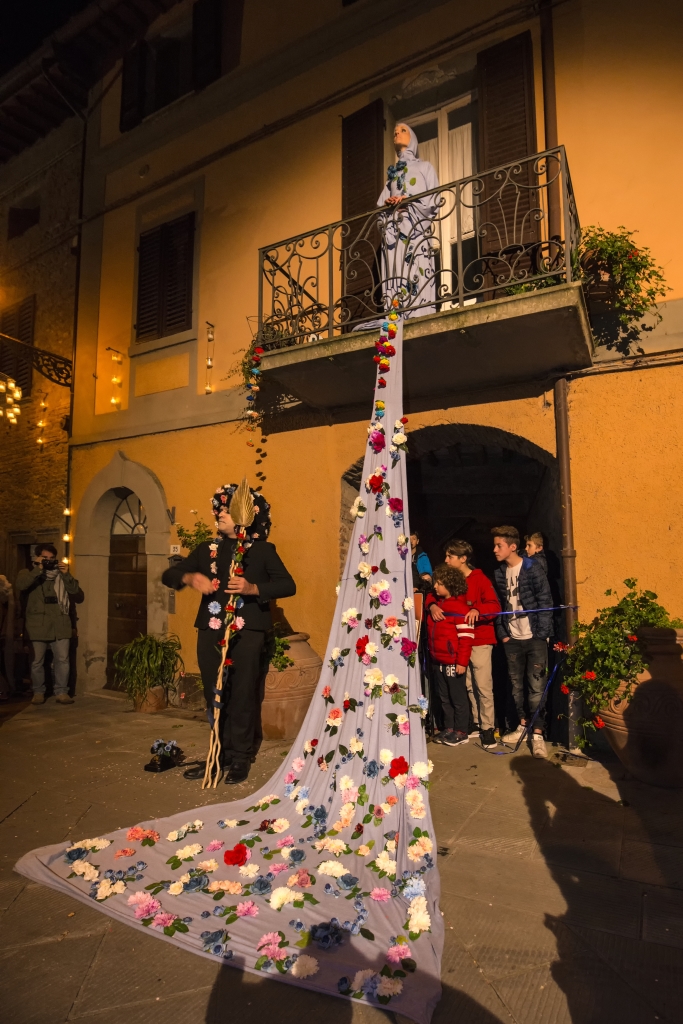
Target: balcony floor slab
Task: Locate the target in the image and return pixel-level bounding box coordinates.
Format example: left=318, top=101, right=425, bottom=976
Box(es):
left=260, top=282, right=593, bottom=410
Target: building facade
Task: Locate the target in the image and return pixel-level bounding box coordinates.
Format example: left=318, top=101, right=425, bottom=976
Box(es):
left=25, top=0, right=682, bottom=690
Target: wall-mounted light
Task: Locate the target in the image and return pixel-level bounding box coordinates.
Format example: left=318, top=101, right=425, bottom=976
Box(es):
left=204, top=321, right=215, bottom=396
left=62, top=533, right=71, bottom=542
left=63, top=508, right=72, bottom=517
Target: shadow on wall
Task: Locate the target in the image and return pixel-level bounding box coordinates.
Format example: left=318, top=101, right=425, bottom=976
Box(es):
left=513, top=753, right=683, bottom=1023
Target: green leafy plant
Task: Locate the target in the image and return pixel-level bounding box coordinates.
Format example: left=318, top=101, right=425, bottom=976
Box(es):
left=562, top=579, right=682, bottom=746
left=113, top=633, right=184, bottom=705
left=270, top=636, right=294, bottom=672
left=579, top=225, right=670, bottom=352
left=176, top=519, right=214, bottom=551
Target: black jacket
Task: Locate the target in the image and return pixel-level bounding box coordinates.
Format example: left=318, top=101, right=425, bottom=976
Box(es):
left=493, top=556, right=553, bottom=641
left=162, top=538, right=295, bottom=632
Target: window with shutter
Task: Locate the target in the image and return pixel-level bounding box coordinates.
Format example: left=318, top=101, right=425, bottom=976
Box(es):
left=135, top=214, right=195, bottom=343
left=341, top=99, right=385, bottom=324
left=119, top=43, right=147, bottom=133
left=0, top=295, right=35, bottom=395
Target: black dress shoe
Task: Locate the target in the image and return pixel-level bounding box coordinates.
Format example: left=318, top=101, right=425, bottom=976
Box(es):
left=224, top=761, right=250, bottom=785
left=183, top=761, right=207, bottom=780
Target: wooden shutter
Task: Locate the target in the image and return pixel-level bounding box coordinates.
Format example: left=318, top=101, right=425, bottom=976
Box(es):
left=192, top=0, right=223, bottom=90
left=222, top=0, right=245, bottom=75
left=477, top=32, right=536, bottom=170
left=135, top=214, right=194, bottom=342
left=476, top=32, right=538, bottom=283
left=342, top=98, right=385, bottom=219
left=119, top=43, right=147, bottom=133
left=341, top=99, right=385, bottom=325
left=0, top=295, right=35, bottom=395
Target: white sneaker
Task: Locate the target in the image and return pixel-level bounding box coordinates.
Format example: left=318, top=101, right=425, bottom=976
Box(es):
left=502, top=725, right=525, bottom=745
left=531, top=734, right=547, bottom=758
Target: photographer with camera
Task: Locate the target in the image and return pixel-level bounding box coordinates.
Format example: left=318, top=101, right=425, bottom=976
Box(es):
left=16, top=544, right=79, bottom=705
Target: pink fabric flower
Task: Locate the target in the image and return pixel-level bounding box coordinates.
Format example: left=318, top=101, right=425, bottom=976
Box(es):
left=126, top=826, right=145, bottom=841
left=283, top=771, right=297, bottom=785
left=291, top=869, right=312, bottom=888
left=400, top=638, right=417, bottom=658
left=405, top=774, right=420, bottom=790
left=152, top=912, right=177, bottom=929
left=236, top=900, right=258, bottom=917
left=258, top=931, right=281, bottom=949
left=345, top=788, right=359, bottom=803
left=361, top=653, right=371, bottom=665
left=387, top=943, right=410, bottom=963
left=206, top=839, right=224, bottom=852
left=368, top=429, right=385, bottom=453
left=115, top=847, right=136, bottom=859
left=291, top=757, right=304, bottom=773
left=378, top=590, right=392, bottom=606
left=388, top=497, right=403, bottom=513
left=399, top=720, right=410, bottom=735
left=133, top=897, right=161, bottom=920
left=270, top=862, right=291, bottom=875
left=234, top=616, right=245, bottom=630
left=276, top=835, right=295, bottom=848
left=208, top=617, right=222, bottom=630
left=370, top=887, right=392, bottom=902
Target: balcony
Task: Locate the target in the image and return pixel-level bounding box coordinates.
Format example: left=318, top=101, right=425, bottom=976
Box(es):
left=257, top=146, right=593, bottom=410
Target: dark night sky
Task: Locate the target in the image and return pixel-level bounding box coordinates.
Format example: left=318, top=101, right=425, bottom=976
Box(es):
left=0, top=0, right=93, bottom=78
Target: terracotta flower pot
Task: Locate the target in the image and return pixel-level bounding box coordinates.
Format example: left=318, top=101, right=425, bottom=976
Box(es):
left=261, top=633, right=322, bottom=741
left=600, top=628, right=683, bottom=788
left=133, top=685, right=168, bottom=714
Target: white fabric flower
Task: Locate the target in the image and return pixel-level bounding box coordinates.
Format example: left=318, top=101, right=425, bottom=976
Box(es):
left=403, top=597, right=414, bottom=610
left=270, top=886, right=297, bottom=910
left=408, top=895, right=431, bottom=933
left=339, top=775, right=355, bottom=791
left=239, top=862, right=260, bottom=878
left=411, top=760, right=433, bottom=778
left=357, top=561, right=372, bottom=579
left=352, top=969, right=377, bottom=993
left=375, top=850, right=396, bottom=876
left=291, top=954, right=319, bottom=978
left=295, top=798, right=308, bottom=814
left=223, top=819, right=239, bottom=828
left=168, top=881, right=185, bottom=895
left=176, top=843, right=202, bottom=860
left=331, top=647, right=341, bottom=660
left=363, top=667, right=383, bottom=687
left=349, top=736, right=363, bottom=753
left=112, top=881, right=126, bottom=894
left=379, top=748, right=394, bottom=765
left=392, top=432, right=407, bottom=445
left=383, top=674, right=400, bottom=690
left=365, top=704, right=375, bottom=719
left=270, top=818, right=290, bottom=833
left=318, top=860, right=347, bottom=878
left=365, top=642, right=379, bottom=657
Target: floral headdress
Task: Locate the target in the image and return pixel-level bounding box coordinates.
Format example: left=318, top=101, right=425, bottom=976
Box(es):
left=211, top=483, right=271, bottom=545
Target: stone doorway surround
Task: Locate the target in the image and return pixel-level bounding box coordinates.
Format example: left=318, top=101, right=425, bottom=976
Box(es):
left=72, top=450, right=170, bottom=692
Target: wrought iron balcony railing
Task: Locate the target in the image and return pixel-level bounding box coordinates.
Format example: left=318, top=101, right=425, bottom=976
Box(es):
left=258, top=146, right=579, bottom=351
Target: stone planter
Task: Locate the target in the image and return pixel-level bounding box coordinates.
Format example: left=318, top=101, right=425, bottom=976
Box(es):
left=133, top=685, right=168, bottom=714
left=601, top=628, right=683, bottom=788
left=262, top=633, right=322, bottom=741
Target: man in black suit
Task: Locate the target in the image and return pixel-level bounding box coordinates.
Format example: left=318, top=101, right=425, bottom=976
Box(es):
left=162, top=485, right=295, bottom=784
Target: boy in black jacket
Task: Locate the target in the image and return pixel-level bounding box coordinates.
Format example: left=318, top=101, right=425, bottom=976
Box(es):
left=163, top=485, right=295, bottom=784
left=491, top=525, right=552, bottom=758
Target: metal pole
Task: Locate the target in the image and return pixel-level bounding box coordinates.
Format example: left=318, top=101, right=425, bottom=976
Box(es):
left=554, top=376, right=580, bottom=748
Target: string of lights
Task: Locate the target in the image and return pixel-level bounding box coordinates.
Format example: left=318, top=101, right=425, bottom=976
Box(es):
left=0, top=375, right=22, bottom=425
left=204, top=321, right=214, bottom=394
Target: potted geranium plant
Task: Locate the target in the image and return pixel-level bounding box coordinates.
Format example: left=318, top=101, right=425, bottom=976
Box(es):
left=561, top=580, right=683, bottom=786
left=579, top=225, right=670, bottom=353
left=113, top=633, right=184, bottom=713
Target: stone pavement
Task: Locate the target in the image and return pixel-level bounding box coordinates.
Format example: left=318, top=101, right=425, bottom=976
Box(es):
left=2, top=692, right=682, bottom=1024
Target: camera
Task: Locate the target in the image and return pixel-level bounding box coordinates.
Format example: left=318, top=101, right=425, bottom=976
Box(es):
left=41, top=558, right=60, bottom=571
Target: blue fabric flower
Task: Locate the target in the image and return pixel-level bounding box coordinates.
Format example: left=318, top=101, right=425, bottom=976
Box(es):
left=338, top=874, right=358, bottom=890
left=363, top=760, right=380, bottom=778
left=289, top=848, right=305, bottom=864
left=312, top=805, right=327, bottom=822
left=310, top=920, right=344, bottom=951
left=251, top=876, right=272, bottom=896
left=208, top=601, right=221, bottom=614
left=403, top=879, right=426, bottom=900
left=136, top=861, right=147, bottom=871
left=65, top=847, right=88, bottom=864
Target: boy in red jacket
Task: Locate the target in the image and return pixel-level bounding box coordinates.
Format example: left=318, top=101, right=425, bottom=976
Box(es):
left=425, top=564, right=475, bottom=746
left=429, top=540, right=501, bottom=750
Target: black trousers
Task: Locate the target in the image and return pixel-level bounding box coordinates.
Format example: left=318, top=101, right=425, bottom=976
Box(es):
left=431, top=662, right=469, bottom=734
left=197, top=627, right=268, bottom=763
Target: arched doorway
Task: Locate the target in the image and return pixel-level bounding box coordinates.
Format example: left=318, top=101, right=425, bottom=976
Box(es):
left=106, top=490, right=148, bottom=688
left=73, top=450, right=169, bottom=692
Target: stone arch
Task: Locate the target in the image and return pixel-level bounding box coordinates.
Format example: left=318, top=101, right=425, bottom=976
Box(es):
left=73, top=450, right=170, bottom=691
left=340, top=422, right=561, bottom=583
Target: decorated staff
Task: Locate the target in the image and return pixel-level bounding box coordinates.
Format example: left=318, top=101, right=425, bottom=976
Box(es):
left=162, top=478, right=296, bottom=787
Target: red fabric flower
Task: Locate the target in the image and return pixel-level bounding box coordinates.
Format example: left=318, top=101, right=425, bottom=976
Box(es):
left=258, top=819, right=275, bottom=831
left=311, top=738, right=318, bottom=747
left=560, top=684, right=569, bottom=694
left=371, top=565, right=378, bottom=574
left=583, top=671, right=597, bottom=681
left=594, top=716, right=606, bottom=729
left=400, top=416, right=408, bottom=424
left=389, top=756, right=409, bottom=778
left=368, top=474, right=384, bottom=494
left=388, top=497, right=403, bottom=513
left=343, top=699, right=350, bottom=710
left=356, top=635, right=369, bottom=656
left=553, top=641, right=569, bottom=652
left=364, top=618, right=373, bottom=629
left=377, top=378, right=387, bottom=389
left=254, top=346, right=264, bottom=354
left=223, top=843, right=248, bottom=867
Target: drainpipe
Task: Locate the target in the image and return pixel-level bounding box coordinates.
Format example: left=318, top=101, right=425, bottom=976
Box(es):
left=540, top=0, right=561, bottom=241
left=554, top=376, right=579, bottom=748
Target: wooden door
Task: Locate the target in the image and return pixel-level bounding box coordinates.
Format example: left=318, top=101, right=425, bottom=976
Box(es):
left=106, top=534, right=147, bottom=688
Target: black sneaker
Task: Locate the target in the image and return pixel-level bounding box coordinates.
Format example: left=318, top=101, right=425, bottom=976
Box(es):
left=481, top=728, right=498, bottom=750
left=430, top=730, right=444, bottom=744
left=442, top=730, right=469, bottom=747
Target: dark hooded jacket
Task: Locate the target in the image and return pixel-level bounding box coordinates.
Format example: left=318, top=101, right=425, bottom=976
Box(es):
left=493, top=556, right=553, bottom=641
